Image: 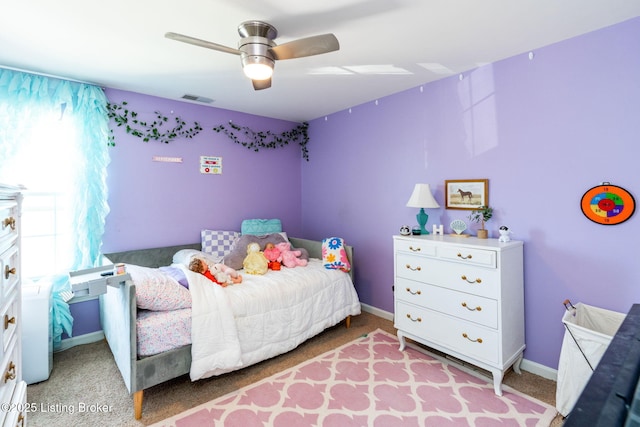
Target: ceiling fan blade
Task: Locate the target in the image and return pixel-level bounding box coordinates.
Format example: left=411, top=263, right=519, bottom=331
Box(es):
left=271, top=34, right=339, bottom=60
left=252, top=78, right=272, bottom=90
left=165, top=32, right=240, bottom=56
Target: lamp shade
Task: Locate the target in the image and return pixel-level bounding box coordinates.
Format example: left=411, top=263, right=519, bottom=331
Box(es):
left=406, top=183, right=440, bottom=208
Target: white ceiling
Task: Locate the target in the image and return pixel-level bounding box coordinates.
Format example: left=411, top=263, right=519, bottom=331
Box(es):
left=1, top=1, right=639, bottom=122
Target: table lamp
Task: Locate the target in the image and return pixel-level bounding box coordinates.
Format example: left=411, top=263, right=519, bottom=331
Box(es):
left=406, top=183, right=440, bottom=234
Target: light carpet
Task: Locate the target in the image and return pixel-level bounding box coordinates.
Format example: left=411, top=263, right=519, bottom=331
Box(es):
left=151, top=329, right=556, bottom=427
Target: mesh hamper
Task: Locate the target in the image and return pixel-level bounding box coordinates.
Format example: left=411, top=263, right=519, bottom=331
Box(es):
left=556, top=300, right=625, bottom=417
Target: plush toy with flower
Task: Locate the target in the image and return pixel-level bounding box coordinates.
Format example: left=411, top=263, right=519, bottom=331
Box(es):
left=243, top=242, right=269, bottom=275
left=263, top=242, right=282, bottom=270
left=275, top=242, right=308, bottom=268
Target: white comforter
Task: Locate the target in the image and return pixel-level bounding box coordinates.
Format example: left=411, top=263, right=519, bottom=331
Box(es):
left=180, top=266, right=243, bottom=380
left=181, top=259, right=361, bottom=381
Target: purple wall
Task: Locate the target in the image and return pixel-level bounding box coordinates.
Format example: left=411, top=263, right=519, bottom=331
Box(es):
left=74, top=18, right=639, bottom=371
left=302, top=17, right=640, bottom=369
left=69, top=90, right=306, bottom=339
left=101, top=90, right=304, bottom=252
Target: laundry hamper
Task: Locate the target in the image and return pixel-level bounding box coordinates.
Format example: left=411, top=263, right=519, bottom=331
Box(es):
left=556, top=300, right=625, bottom=417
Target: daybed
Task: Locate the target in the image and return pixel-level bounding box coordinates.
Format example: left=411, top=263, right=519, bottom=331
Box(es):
left=99, top=237, right=359, bottom=419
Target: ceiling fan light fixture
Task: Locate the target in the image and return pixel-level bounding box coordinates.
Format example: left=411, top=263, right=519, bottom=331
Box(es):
left=242, top=56, right=274, bottom=80
left=167, top=20, right=339, bottom=90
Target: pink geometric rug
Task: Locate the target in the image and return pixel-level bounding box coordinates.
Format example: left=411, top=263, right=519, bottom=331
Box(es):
left=151, top=329, right=556, bottom=427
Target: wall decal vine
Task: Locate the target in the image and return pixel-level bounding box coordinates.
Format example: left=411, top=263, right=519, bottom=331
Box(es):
left=106, top=101, right=203, bottom=145
left=106, top=101, right=310, bottom=160
left=213, top=121, right=310, bottom=161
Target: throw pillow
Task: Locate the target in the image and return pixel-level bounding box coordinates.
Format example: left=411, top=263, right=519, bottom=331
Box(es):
left=201, top=230, right=240, bottom=259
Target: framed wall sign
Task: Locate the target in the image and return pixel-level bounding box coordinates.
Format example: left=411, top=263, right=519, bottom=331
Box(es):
left=445, top=179, right=489, bottom=210
left=580, top=183, right=635, bottom=225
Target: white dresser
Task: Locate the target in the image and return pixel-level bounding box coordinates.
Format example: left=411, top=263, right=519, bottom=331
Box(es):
left=0, top=185, right=27, bottom=426
left=393, top=234, right=524, bottom=395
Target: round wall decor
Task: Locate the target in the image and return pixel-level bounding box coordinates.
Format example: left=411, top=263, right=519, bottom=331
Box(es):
left=580, top=183, right=635, bottom=225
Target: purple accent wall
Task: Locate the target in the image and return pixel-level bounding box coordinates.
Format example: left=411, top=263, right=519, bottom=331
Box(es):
left=75, top=18, right=639, bottom=371
left=71, top=90, right=305, bottom=341
left=302, top=17, right=640, bottom=369
left=101, top=90, right=304, bottom=252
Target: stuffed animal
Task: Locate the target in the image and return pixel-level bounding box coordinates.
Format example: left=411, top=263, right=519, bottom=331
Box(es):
left=263, top=242, right=282, bottom=270
left=276, top=242, right=308, bottom=268
left=211, top=263, right=243, bottom=284
left=243, top=242, right=269, bottom=275
left=498, top=225, right=512, bottom=243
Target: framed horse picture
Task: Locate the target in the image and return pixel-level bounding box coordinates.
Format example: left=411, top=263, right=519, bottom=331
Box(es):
left=445, top=179, right=489, bottom=210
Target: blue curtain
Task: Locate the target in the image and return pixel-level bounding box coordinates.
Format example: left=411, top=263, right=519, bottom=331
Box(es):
left=0, top=68, right=111, bottom=349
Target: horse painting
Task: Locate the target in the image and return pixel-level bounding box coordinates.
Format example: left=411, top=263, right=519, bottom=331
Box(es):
left=457, top=188, right=473, bottom=201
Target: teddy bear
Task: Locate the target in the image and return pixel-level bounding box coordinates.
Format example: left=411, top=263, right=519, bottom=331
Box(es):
left=263, top=242, right=282, bottom=270
left=275, top=242, right=308, bottom=268
left=211, top=263, right=243, bottom=285
left=243, top=242, right=269, bottom=275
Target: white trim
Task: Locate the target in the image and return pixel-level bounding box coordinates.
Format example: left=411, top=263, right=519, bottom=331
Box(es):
left=520, top=358, right=558, bottom=381
left=361, top=303, right=394, bottom=321
left=360, top=304, right=558, bottom=380
left=55, top=331, right=104, bottom=352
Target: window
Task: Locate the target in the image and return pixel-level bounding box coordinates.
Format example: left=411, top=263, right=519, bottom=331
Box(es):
left=0, top=68, right=110, bottom=280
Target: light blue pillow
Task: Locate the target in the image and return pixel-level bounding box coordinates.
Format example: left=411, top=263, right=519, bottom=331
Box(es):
left=241, top=219, right=282, bottom=235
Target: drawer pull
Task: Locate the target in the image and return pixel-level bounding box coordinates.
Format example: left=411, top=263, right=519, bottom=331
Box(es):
left=5, top=265, right=16, bottom=279
left=17, top=414, right=25, bottom=427
left=2, top=216, right=16, bottom=231
left=406, top=314, right=422, bottom=322
left=461, top=302, right=482, bottom=311
left=405, top=287, right=422, bottom=296
left=4, top=361, right=16, bottom=383
left=408, top=246, right=421, bottom=252
left=462, top=333, right=483, bottom=343
left=457, top=252, right=473, bottom=260
left=405, top=264, right=422, bottom=272
left=460, top=275, right=481, bottom=284
left=4, top=315, right=15, bottom=330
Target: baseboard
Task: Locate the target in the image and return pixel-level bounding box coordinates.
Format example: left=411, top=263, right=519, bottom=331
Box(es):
left=520, top=358, right=558, bottom=381
left=360, top=304, right=559, bottom=381
left=56, top=330, right=104, bottom=353
left=361, top=303, right=394, bottom=321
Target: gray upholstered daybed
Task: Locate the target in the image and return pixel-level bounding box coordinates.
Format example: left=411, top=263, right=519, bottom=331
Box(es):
left=99, top=237, right=359, bottom=419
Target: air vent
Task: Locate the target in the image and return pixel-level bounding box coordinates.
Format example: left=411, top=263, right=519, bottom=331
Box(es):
left=181, top=94, right=214, bottom=104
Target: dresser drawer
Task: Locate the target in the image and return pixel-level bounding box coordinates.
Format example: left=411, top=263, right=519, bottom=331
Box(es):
left=0, top=293, right=19, bottom=355
left=0, top=335, right=20, bottom=406
left=437, top=245, right=497, bottom=268
left=395, top=301, right=499, bottom=364
left=395, top=278, right=498, bottom=328
left=2, top=380, right=26, bottom=427
left=0, top=202, right=18, bottom=251
left=394, top=238, right=437, bottom=257
left=0, top=246, right=19, bottom=302
left=396, top=253, right=499, bottom=299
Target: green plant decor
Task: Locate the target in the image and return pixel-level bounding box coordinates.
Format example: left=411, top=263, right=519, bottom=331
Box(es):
left=106, top=101, right=203, bottom=145
left=213, top=121, right=310, bottom=161
left=468, top=205, right=493, bottom=230
left=106, top=101, right=310, bottom=160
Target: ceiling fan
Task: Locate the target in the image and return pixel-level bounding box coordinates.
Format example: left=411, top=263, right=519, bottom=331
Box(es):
left=165, top=21, right=340, bottom=90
